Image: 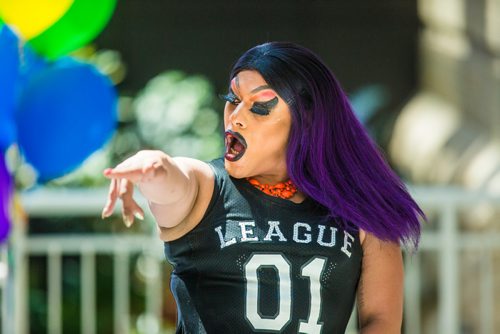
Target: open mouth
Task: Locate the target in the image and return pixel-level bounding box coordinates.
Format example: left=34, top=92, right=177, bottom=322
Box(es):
left=224, top=130, right=247, bottom=162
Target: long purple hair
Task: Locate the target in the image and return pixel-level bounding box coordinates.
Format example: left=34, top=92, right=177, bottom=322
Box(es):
left=230, top=42, right=425, bottom=248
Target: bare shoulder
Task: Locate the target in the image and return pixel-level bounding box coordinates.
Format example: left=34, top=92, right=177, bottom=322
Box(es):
left=157, top=157, right=215, bottom=241
left=361, top=232, right=401, bottom=255
left=172, top=157, right=213, bottom=177
left=172, top=157, right=215, bottom=211
left=359, top=229, right=366, bottom=245
left=357, top=232, right=404, bottom=332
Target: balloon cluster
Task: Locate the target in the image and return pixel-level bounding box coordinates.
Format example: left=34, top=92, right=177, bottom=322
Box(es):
left=0, top=0, right=119, bottom=243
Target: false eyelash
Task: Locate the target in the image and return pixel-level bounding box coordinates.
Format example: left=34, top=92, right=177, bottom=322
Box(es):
left=218, top=92, right=240, bottom=105
left=218, top=93, right=276, bottom=116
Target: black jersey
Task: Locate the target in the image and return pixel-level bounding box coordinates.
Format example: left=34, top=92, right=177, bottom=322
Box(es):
left=164, top=158, right=362, bottom=334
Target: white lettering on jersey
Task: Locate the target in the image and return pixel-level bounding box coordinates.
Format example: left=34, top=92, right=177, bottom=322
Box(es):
left=264, top=221, right=288, bottom=242
left=341, top=231, right=355, bottom=258
left=239, top=221, right=259, bottom=242
left=214, top=226, right=237, bottom=249
left=293, top=222, right=312, bottom=244
left=317, top=225, right=337, bottom=247
left=214, top=221, right=356, bottom=259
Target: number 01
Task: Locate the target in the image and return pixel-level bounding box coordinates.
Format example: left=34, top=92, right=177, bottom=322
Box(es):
left=244, top=254, right=327, bottom=333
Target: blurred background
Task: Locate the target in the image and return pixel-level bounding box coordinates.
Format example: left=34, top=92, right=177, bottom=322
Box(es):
left=0, top=0, right=499, bottom=333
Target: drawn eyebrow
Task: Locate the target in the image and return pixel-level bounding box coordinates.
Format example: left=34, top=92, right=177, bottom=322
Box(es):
left=227, top=87, right=278, bottom=106
left=228, top=84, right=275, bottom=101
left=250, top=85, right=272, bottom=94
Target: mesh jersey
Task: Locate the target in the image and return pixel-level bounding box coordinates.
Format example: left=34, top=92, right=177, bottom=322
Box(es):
left=164, top=158, right=362, bottom=334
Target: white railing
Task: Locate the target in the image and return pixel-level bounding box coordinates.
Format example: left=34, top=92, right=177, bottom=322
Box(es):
left=2, top=188, right=167, bottom=334
left=1, top=186, right=499, bottom=333
left=408, top=186, right=500, bottom=334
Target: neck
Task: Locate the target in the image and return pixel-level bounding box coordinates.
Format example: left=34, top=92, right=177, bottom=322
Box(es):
left=250, top=174, right=289, bottom=185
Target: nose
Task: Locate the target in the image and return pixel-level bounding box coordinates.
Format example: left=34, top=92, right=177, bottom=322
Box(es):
left=229, top=105, right=247, bottom=129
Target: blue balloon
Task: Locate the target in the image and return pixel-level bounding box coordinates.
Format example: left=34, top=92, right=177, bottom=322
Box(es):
left=0, top=25, right=20, bottom=152
left=16, top=57, right=117, bottom=182
left=18, top=43, right=48, bottom=88
left=0, top=154, right=12, bottom=243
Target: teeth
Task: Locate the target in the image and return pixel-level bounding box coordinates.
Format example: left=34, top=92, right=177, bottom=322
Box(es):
left=225, top=132, right=246, bottom=159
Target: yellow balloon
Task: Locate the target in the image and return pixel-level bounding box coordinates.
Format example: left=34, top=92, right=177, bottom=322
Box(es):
left=0, top=0, right=73, bottom=39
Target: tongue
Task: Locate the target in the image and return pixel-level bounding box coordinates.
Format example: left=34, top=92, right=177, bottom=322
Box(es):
left=233, top=141, right=245, bottom=152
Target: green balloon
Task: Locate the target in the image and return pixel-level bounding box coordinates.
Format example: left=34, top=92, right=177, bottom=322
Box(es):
left=27, top=0, right=116, bottom=60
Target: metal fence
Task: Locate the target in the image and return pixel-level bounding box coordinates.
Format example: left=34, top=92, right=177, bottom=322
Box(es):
left=1, top=186, right=499, bottom=333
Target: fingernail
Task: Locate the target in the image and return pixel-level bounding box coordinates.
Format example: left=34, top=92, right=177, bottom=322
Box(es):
left=101, top=208, right=109, bottom=219
left=134, top=212, right=144, bottom=221
left=103, top=168, right=114, bottom=177
left=123, top=216, right=133, bottom=228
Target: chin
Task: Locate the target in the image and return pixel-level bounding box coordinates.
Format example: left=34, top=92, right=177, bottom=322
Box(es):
left=224, top=158, right=249, bottom=179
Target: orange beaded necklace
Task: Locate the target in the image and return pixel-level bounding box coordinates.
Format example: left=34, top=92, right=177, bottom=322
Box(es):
left=247, top=177, right=298, bottom=199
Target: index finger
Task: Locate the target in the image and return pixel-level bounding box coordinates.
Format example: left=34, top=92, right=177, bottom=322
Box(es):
left=103, top=168, right=144, bottom=183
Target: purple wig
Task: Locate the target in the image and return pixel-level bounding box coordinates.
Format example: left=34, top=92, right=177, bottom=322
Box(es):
left=230, top=42, right=425, bottom=248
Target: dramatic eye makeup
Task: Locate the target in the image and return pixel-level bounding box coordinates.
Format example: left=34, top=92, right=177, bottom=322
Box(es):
left=218, top=89, right=279, bottom=116
left=249, top=96, right=278, bottom=115
left=218, top=90, right=241, bottom=106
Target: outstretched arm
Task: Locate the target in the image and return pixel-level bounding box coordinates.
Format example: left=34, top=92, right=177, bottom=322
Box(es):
left=357, top=232, right=404, bottom=334
left=101, top=150, right=213, bottom=231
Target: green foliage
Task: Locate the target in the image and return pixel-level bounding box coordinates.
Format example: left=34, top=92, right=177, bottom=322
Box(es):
left=44, top=70, right=223, bottom=188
